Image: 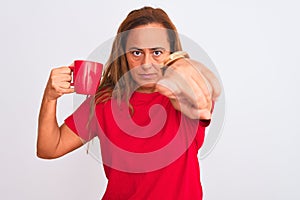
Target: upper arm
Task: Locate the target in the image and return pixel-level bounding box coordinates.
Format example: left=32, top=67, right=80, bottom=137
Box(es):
left=53, top=123, right=84, bottom=158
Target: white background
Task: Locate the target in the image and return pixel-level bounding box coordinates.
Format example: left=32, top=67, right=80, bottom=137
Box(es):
left=1, top=0, right=299, bottom=199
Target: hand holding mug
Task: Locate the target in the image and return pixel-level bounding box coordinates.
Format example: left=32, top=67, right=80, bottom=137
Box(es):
left=44, top=66, right=74, bottom=101
left=44, top=60, right=103, bottom=101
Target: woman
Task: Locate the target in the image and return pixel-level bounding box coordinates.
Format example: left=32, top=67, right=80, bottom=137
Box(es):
left=37, top=6, right=220, bottom=199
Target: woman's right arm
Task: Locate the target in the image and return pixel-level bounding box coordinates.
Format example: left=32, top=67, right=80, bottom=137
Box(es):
left=37, top=66, right=83, bottom=159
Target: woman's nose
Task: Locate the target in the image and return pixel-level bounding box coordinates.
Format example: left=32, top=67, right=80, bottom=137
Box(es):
left=141, top=53, right=153, bottom=69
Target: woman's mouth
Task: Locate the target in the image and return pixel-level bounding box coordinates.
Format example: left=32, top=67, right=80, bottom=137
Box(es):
left=139, top=73, right=157, bottom=79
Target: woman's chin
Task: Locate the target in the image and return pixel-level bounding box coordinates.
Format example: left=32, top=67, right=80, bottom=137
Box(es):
left=136, top=83, right=157, bottom=93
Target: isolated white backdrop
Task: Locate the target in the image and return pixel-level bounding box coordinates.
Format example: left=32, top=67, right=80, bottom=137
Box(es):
left=1, top=0, right=299, bottom=199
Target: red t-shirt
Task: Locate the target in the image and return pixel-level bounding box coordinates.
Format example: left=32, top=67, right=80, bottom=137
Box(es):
left=65, top=92, right=210, bottom=200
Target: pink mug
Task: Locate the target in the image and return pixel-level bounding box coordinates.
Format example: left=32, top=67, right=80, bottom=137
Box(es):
left=69, top=60, right=103, bottom=95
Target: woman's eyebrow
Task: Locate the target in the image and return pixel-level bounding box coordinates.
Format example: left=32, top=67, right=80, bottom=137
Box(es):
left=127, top=47, right=142, bottom=51
left=127, top=47, right=167, bottom=51
left=150, top=47, right=166, bottom=51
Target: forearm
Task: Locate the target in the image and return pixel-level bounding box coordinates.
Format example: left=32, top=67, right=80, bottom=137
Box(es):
left=37, top=95, right=61, bottom=158
left=37, top=66, right=81, bottom=158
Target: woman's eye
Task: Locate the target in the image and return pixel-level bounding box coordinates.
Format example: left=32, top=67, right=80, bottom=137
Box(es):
left=132, top=51, right=142, bottom=56
left=153, top=50, right=162, bottom=56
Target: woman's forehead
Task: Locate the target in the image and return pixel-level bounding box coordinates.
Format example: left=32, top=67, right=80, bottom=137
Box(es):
left=125, top=25, right=170, bottom=50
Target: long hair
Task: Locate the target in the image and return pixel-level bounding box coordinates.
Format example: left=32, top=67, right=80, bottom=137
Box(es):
left=95, top=6, right=182, bottom=104
left=86, top=6, right=183, bottom=143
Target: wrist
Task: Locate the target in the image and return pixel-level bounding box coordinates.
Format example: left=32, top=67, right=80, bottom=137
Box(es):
left=42, top=94, right=58, bottom=104
left=161, top=51, right=190, bottom=75
left=164, top=51, right=190, bottom=66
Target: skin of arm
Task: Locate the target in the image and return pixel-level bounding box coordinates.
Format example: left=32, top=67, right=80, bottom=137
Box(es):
left=37, top=66, right=83, bottom=159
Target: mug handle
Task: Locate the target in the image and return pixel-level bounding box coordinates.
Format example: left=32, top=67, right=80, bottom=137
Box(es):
left=69, top=66, right=74, bottom=86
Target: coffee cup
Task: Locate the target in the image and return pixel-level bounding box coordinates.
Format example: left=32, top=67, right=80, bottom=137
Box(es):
left=69, top=60, right=103, bottom=95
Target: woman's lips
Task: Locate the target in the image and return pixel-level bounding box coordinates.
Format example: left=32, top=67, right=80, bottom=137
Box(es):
left=139, top=73, right=157, bottom=79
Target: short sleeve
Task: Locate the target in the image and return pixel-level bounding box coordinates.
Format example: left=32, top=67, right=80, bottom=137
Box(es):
left=64, top=97, right=98, bottom=142
left=195, top=100, right=215, bottom=148
left=199, top=119, right=211, bottom=127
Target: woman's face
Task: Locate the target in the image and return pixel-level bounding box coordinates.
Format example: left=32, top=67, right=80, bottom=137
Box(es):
left=125, top=23, right=171, bottom=93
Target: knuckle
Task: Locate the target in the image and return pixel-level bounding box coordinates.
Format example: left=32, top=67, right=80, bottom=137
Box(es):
left=68, top=74, right=72, bottom=81
left=50, top=68, right=59, bottom=75
left=197, top=98, right=208, bottom=109
left=50, top=68, right=56, bottom=74
left=65, top=67, right=71, bottom=73
left=49, top=75, right=56, bottom=82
